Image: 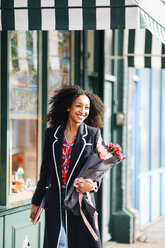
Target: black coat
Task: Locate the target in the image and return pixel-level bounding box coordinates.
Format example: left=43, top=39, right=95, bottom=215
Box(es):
left=32, top=122, right=102, bottom=248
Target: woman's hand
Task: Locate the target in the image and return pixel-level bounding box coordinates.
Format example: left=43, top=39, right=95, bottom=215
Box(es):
left=30, top=204, right=39, bottom=222
left=75, top=179, right=97, bottom=194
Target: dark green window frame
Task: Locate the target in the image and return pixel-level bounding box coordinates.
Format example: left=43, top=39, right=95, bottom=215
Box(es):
left=0, top=31, right=9, bottom=206
left=0, top=31, right=49, bottom=207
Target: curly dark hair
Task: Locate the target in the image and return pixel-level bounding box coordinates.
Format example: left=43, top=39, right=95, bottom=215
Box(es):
left=45, top=85, right=104, bottom=128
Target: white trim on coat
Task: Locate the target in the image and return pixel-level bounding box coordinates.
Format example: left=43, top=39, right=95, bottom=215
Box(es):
left=52, top=123, right=89, bottom=248
left=65, top=123, right=88, bottom=248
left=52, top=125, right=63, bottom=248
left=65, top=123, right=88, bottom=189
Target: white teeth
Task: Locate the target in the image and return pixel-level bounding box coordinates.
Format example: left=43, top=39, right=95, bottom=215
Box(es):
left=77, top=114, right=84, bottom=119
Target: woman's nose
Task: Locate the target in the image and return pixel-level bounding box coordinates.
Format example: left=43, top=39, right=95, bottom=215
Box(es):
left=80, top=107, right=85, bottom=114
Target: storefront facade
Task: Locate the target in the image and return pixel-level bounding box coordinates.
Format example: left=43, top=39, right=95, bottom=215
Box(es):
left=0, top=29, right=135, bottom=247
left=1, top=1, right=165, bottom=248
left=0, top=29, right=112, bottom=246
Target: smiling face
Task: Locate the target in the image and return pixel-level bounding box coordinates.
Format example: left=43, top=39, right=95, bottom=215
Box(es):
left=67, top=94, right=90, bottom=125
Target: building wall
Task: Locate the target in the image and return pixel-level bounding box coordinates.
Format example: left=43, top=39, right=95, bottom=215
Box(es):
left=127, top=68, right=165, bottom=228
left=0, top=29, right=147, bottom=247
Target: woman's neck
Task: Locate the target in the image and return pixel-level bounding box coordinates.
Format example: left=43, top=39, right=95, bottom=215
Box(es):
left=65, top=119, right=80, bottom=133
left=64, top=119, right=80, bottom=144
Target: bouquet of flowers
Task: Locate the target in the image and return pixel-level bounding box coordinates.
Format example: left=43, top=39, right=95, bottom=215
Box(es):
left=64, top=142, right=124, bottom=240
left=98, top=143, right=124, bottom=161
left=65, top=142, right=124, bottom=206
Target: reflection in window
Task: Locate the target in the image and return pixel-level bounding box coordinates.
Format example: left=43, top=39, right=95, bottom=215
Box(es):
left=152, top=70, right=160, bottom=169
left=105, top=30, right=113, bottom=75
left=9, top=31, right=38, bottom=203
left=48, top=31, right=70, bottom=98
left=88, top=30, right=94, bottom=73
left=140, top=69, right=150, bottom=172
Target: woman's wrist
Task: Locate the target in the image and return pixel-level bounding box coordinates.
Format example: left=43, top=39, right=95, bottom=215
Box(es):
left=83, top=179, right=98, bottom=192
left=74, top=178, right=98, bottom=193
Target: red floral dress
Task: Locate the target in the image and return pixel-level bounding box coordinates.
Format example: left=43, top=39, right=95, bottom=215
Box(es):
left=61, top=136, right=76, bottom=187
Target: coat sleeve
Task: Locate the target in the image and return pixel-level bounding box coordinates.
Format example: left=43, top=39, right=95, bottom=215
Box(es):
left=31, top=128, right=50, bottom=206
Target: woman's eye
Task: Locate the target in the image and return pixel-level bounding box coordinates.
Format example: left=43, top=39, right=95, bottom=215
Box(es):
left=85, top=106, right=90, bottom=110
left=76, top=105, right=81, bottom=108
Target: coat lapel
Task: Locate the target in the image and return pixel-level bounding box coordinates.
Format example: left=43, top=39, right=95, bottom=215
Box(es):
left=66, top=122, right=88, bottom=188
left=52, top=124, right=65, bottom=185
left=52, top=122, right=88, bottom=190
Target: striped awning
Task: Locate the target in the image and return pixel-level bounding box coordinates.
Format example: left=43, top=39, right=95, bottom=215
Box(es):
left=124, top=29, right=165, bottom=69
left=0, top=0, right=139, bottom=31
left=0, top=0, right=165, bottom=43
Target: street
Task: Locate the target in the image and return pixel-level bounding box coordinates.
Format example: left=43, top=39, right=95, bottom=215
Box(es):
left=107, top=217, right=165, bottom=248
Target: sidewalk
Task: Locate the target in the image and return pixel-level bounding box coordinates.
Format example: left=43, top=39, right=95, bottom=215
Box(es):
left=106, top=217, right=165, bottom=248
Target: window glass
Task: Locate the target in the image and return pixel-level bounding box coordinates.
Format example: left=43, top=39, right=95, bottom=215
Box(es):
left=162, top=70, right=165, bottom=167
left=48, top=31, right=70, bottom=98
left=140, top=69, right=150, bottom=172
left=9, top=31, right=38, bottom=203
left=152, top=70, right=160, bottom=169
left=103, top=82, right=112, bottom=144
left=88, top=30, right=94, bottom=73
left=105, top=30, right=113, bottom=75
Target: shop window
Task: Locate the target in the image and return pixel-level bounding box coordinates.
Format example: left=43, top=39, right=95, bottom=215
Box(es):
left=88, top=30, right=94, bottom=74
left=105, top=30, right=113, bottom=76
left=48, top=31, right=70, bottom=98
left=9, top=31, right=38, bottom=203
left=140, top=69, right=150, bottom=172
left=163, top=70, right=165, bottom=168
left=152, top=70, right=160, bottom=169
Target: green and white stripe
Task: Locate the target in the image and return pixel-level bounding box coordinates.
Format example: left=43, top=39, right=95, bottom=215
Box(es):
left=0, top=0, right=147, bottom=29
left=124, top=29, right=165, bottom=69
left=0, top=0, right=165, bottom=45
left=0, top=0, right=139, bottom=31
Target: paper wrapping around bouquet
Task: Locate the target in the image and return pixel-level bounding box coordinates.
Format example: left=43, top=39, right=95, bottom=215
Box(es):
left=64, top=153, right=119, bottom=211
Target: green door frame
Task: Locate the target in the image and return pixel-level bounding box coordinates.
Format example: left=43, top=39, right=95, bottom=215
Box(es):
left=110, top=29, right=135, bottom=243
left=39, top=31, right=48, bottom=153
left=0, top=31, right=9, bottom=206
left=102, top=75, right=116, bottom=243
left=74, top=30, right=107, bottom=242
left=74, top=30, right=104, bottom=97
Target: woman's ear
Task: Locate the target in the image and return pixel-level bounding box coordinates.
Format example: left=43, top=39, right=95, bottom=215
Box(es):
left=67, top=108, right=70, bottom=112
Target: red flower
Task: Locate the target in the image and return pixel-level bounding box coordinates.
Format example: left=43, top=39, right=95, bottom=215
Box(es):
left=97, top=143, right=124, bottom=162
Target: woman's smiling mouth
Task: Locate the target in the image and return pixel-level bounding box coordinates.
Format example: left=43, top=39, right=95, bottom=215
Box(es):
left=76, top=114, right=86, bottom=120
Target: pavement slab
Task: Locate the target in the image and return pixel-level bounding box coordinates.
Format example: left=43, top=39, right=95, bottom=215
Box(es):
left=106, top=217, right=165, bottom=248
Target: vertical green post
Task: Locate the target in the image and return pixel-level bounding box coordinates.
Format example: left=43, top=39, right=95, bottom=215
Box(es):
left=74, top=31, right=81, bottom=86
left=38, top=31, right=48, bottom=153
left=41, top=31, right=48, bottom=147
left=95, top=30, right=104, bottom=240
left=110, top=29, right=135, bottom=243
left=83, top=31, right=89, bottom=91
left=0, top=31, right=9, bottom=206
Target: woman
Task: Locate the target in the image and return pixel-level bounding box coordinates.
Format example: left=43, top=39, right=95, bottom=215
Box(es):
left=30, top=85, right=104, bottom=248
